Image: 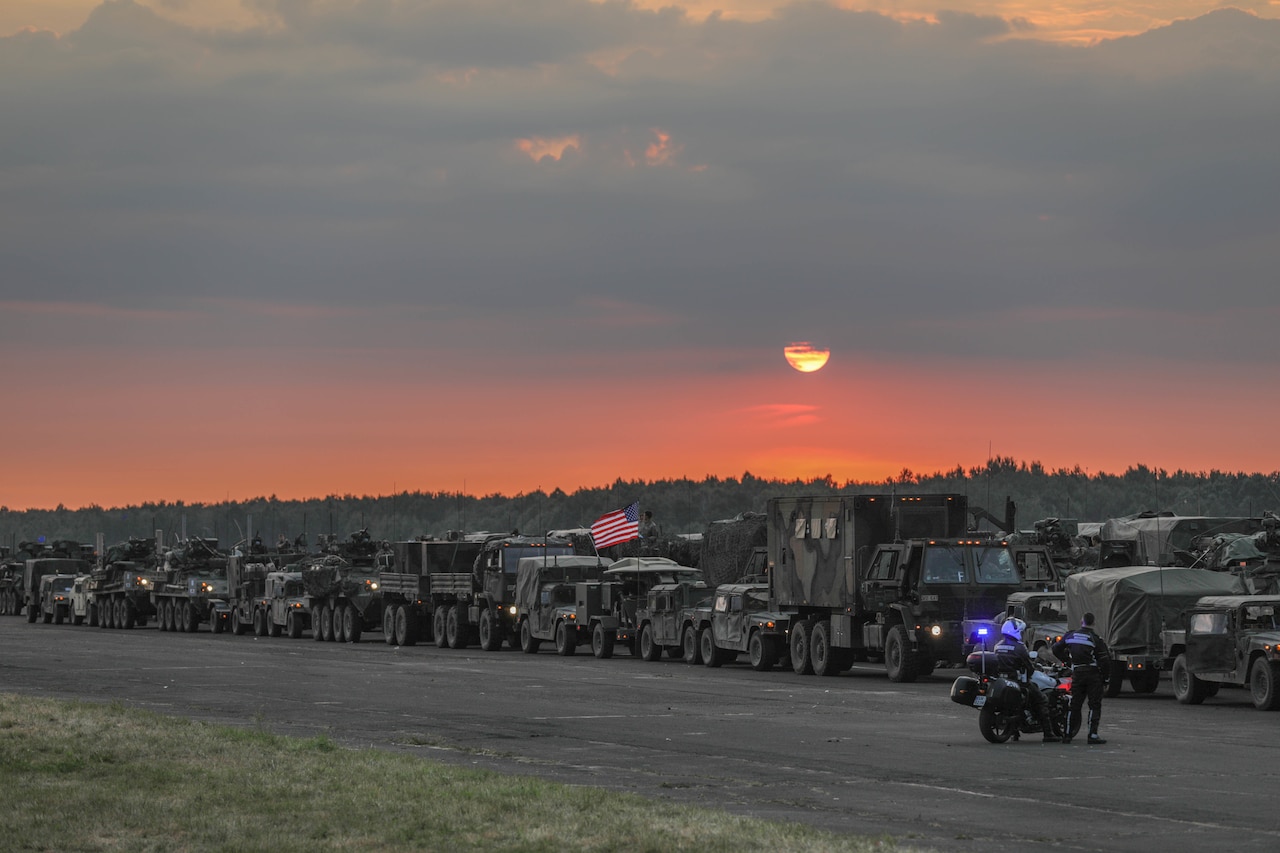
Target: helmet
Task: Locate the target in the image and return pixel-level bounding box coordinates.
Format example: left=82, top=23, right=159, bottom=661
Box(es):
left=1001, top=618, right=1027, bottom=641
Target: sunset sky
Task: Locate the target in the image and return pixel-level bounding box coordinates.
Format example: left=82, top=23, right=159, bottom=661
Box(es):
left=4, top=1, right=1280, bottom=510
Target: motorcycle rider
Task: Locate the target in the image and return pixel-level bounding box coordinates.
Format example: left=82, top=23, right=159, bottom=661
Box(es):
left=993, top=617, right=1059, bottom=743
left=1053, top=611, right=1112, bottom=745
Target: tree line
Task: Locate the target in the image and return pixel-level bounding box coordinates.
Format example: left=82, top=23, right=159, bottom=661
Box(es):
left=4, top=459, right=1280, bottom=550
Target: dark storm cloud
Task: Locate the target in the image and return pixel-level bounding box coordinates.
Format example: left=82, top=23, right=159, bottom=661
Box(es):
left=3, top=2, right=1279, bottom=367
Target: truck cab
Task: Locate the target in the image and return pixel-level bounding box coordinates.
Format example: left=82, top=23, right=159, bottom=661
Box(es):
left=636, top=578, right=710, bottom=663
left=514, top=557, right=607, bottom=656
left=264, top=571, right=310, bottom=638
left=1167, top=595, right=1280, bottom=710
left=998, top=591, right=1068, bottom=660
left=39, top=573, right=78, bottom=624
left=700, top=583, right=789, bottom=671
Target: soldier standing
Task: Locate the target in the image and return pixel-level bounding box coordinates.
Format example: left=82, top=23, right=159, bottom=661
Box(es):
left=638, top=511, right=661, bottom=539
left=1053, top=612, right=1112, bottom=745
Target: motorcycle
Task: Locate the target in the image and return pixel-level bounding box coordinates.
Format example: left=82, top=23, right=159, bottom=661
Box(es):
left=950, top=650, right=1077, bottom=743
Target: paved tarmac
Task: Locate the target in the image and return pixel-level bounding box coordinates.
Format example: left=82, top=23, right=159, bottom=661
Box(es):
left=3, top=618, right=1278, bottom=852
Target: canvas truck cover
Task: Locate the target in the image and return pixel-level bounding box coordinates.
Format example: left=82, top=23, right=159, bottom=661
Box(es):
left=514, top=556, right=610, bottom=612
left=1065, top=566, right=1246, bottom=654
left=1098, top=516, right=1260, bottom=566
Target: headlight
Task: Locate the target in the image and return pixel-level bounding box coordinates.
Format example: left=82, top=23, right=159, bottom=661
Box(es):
left=508, top=605, right=517, bottom=616
left=370, top=582, right=378, bottom=590
left=930, top=625, right=942, bottom=637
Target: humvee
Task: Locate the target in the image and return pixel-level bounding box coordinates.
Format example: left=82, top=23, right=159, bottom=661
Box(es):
left=1165, top=594, right=1280, bottom=710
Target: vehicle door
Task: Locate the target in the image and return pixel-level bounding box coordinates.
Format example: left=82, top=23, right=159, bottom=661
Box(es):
left=653, top=590, right=675, bottom=644
left=1185, top=610, right=1235, bottom=675
left=861, top=546, right=905, bottom=615
left=713, top=592, right=747, bottom=650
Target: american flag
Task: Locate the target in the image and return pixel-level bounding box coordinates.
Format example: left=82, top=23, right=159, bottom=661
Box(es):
left=590, top=502, right=640, bottom=549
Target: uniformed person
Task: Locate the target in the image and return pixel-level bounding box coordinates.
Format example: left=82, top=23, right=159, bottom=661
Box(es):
left=994, top=618, right=1058, bottom=742
left=1053, top=612, right=1113, bottom=745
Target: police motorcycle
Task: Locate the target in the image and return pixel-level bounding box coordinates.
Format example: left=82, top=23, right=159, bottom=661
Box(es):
left=950, top=619, right=1076, bottom=744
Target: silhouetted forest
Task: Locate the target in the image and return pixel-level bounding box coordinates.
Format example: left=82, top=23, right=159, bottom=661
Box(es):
left=4, top=458, right=1280, bottom=549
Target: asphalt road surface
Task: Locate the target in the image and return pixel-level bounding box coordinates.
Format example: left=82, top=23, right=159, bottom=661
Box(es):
left=3, top=619, right=1277, bottom=852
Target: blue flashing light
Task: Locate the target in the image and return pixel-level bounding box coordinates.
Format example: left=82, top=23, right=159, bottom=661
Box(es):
left=977, top=627, right=988, bottom=636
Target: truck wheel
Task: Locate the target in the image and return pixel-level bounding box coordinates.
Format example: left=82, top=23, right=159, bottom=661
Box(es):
left=287, top=611, right=303, bottom=639
left=434, top=607, right=449, bottom=648
left=639, top=624, right=661, bottom=662
left=885, top=624, right=920, bottom=683
left=169, top=601, right=181, bottom=632
left=312, top=607, right=325, bottom=642
left=157, top=601, right=168, bottom=632
left=122, top=602, right=137, bottom=629
left=320, top=607, right=334, bottom=642
left=553, top=621, right=576, bottom=656
left=231, top=609, right=245, bottom=636
left=700, top=626, right=723, bottom=668
left=72, top=611, right=84, bottom=626
left=446, top=605, right=470, bottom=649
left=332, top=605, right=347, bottom=642
left=749, top=631, right=775, bottom=672
left=593, top=623, right=615, bottom=659
left=253, top=608, right=267, bottom=637
left=520, top=619, right=540, bottom=654
left=1129, top=668, right=1159, bottom=694
left=479, top=609, right=502, bottom=651
left=27, top=603, right=38, bottom=623
left=789, top=621, right=814, bottom=675
left=211, top=613, right=225, bottom=634
left=1172, top=654, right=1210, bottom=705
left=682, top=625, right=703, bottom=665
left=45, top=608, right=56, bottom=625
left=383, top=607, right=397, bottom=645
left=978, top=702, right=1017, bottom=744
left=267, top=609, right=282, bottom=637
left=1250, top=658, right=1280, bottom=711
left=187, top=603, right=201, bottom=634
left=395, top=606, right=419, bottom=647
left=811, top=621, right=841, bottom=677
left=345, top=607, right=361, bottom=643
left=1104, top=662, right=1125, bottom=697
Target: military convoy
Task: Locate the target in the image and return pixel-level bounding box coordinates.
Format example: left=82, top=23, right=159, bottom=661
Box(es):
left=13, top=495, right=1280, bottom=715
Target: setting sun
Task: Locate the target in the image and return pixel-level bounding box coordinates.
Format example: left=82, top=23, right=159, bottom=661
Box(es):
left=783, top=342, right=831, bottom=373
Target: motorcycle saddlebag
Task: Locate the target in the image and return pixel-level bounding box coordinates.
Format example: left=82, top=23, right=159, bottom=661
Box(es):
left=950, top=676, right=983, bottom=707
left=987, top=677, right=1024, bottom=713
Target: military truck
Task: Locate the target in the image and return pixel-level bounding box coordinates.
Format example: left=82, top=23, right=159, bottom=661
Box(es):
left=1065, top=565, right=1246, bottom=696
left=25, top=557, right=90, bottom=624
left=633, top=576, right=711, bottom=662
left=514, top=556, right=613, bottom=655
left=1163, top=595, right=1280, bottom=710
left=767, top=494, right=1053, bottom=681
left=152, top=537, right=230, bottom=634
left=88, top=536, right=161, bottom=629
left=1098, top=513, right=1262, bottom=569
left=379, top=536, right=485, bottom=646
left=38, top=573, right=79, bottom=624
left=458, top=535, right=577, bottom=652
left=299, top=529, right=391, bottom=643
left=257, top=570, right=311, bottom=638
left=682, top=582, right=790, bottom=671
left=998, top=591, right=1068, bottom=661
left=225, top=550, right=274, bottom=636
left=600, top=557, right=703, bottom=659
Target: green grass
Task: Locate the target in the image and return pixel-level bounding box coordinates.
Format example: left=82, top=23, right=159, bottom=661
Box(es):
left=0, top=693, right=921, bottom=853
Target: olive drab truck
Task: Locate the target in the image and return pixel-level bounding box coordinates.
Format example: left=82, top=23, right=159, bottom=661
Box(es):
left=682, top=582, right=790, bottom=671
left=379, top=536, right=485, bottom=646
left=38, top=573, right=79, bottom=624
left=598, top=557, right=703, bottom=659
left=768, top=494, right=1054, bottom=681
left=1163, top=594, right=1280, bottom=711
left=514, top=556, right=614, bottom=655
left=463, top=535, right=576, bottom=652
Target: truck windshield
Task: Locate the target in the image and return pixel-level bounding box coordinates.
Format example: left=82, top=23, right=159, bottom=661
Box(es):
left=1189, top=612, right=1228, bottom=635
left=501, top=547, right=575, bottom=576
left=975, top=548, right=1019, bottom=584
left=746, top=590, right=770, bottom=611
left=922, top=547, right=967, bottom=584
left=52, top=577, right=75, bottom=592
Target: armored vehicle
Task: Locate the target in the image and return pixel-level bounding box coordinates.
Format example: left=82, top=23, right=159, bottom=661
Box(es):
left=259, top=571, right=310, bottom=638
left=1065, top=565, right=1246, bottom=696
left=768, top=495, right=1054, bottom=681
left=152, top=537, right=230, bottom=634
left=380, top=536, right=484, bottom=646
left=514, top=556, right=611, bottom=655
left=1164, top=595, right=1280, bottom=710
left=299, top=529, right=390, bottom=643
left=600, top=557, right=703, bottom=659
left=685, top=582, right=790, bottom=671
left=88, top=536, right=161, bottom=629
left=38, top=573, right=78, bottom=624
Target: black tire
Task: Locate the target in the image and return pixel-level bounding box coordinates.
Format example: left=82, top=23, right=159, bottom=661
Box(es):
left=1172, top=654, right=1210, bottom=705
left=185, top=602, right=201, bottom=634
left=253, top=608, right=267, bottom=637
left=1104, top=662, right=1125, bottom=697
left=700, top=626, right=723, bottom=668
left=322, top=607, right=336, bottom=642
left=287, top=611, right=303, bottom=639
left=312, top=607, right=325, bottom=642
left=157, top=600, right=168, bottom=632
left=211, top=613, right=225, bottom=634
left=1250, top=657, right=1280, bottom=711
left=72, top=611, right=84, bottom=626
left=51, top=607, right=62, bottom=625
left=384, top=606, right=397, bottom=645
left=593, top=623, right=615, bottom=659
left=978, top=702, right=1018, bottom=744
left=683, top=625, right=703, bottom=665
left=789, top=620, right=814, bottom=675
left=884, top=624, right=919, bottom=683
left=749, top=631, right=775, bottom=672
left=446, top=605, right=470, bottom=649
left=554, top=621, right=576, bottom=656
left=333, top=605, right=348, bottom=643
left=520, top=619, right=540, bottom=654
left=640, top=624, right=661, bottom=662
left=434, top=607, right=449, bottom=648
left=27, top=603, right=38, bottom=623
left=88, top=603, right=99, bottom=628
left=232, top=609, right=246, bottom=636
left=1129, top=669, right=1160, bottom=694
left=810, top=621, right=841, bottom=677
left=479, top=608, right=502, bottom=651
left=122, top=601, right=136, bottom=629
left=344, top=606, right=361, bottom=643
left=394, top=606, right=409, bottom=647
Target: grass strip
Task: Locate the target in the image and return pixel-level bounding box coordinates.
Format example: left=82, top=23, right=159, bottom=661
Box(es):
left=0, top=693, right=919, bottom=853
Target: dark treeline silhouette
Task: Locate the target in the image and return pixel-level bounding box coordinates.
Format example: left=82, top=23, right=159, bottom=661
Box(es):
left=4, top=458, right=1280, bottom=549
